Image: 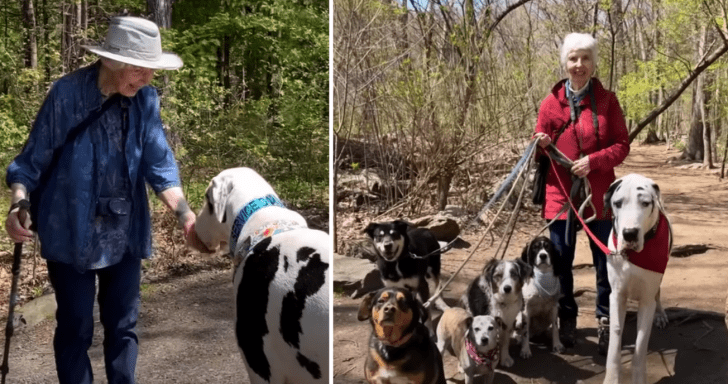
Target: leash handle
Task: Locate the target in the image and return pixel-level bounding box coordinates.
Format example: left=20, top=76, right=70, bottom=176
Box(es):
left=546, top=153, right=611, bottom=255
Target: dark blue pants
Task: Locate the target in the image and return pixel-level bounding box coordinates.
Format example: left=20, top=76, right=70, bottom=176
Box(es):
left=47, top=256, right=141, bottom=384
left=549, top=219, right=612, bottom=320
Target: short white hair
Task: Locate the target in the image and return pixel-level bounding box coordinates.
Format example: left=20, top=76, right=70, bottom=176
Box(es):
left=560, top=33, right=598, bottom=68
left=100, top=57, right=129, bottom=71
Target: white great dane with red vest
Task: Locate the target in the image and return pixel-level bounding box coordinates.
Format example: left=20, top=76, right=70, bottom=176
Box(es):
left=603, top=173, right=672, bottom=384
left=194, top=167, right=329, bottom=384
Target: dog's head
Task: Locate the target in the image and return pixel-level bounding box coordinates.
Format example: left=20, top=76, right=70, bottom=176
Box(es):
left=521, top=236, right=559, bottom=274
left=468, top=315, right=505, bottom=352
left=604, top=174, right=663, bottom=253
left=363, top=221, right=410, bottom=262
left=357, top=287, right=426, bottom=346
left=195, top=167, right=278, bottom=252
left=481, top=258, right=531, bottom=299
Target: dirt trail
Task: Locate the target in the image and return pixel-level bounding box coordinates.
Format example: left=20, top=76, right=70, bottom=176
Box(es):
left=334, top=144, right=728, bottom=384
left=0, top=260, right=249, bottom=384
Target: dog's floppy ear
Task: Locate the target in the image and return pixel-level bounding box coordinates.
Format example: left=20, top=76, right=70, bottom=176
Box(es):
left=651, top=183, right=666, bottom=212
left=392, top=220, right=411, bottom=234
left=515, top=258, right=533, bottom=280
left=520, top=241, right=530, bottom=263
left=603, top=178, right=623, bottom=216
left=363, top=223, right=379, bottom=238
left=207, top=176, right=235, bottom=223
left=483, top=258, right=499, bottom=280
left=357, top=291, right=378, bottom=321
left=494, top=316, right=507, bottom=331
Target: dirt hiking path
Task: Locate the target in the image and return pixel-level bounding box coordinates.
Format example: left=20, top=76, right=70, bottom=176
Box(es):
left=0, top=258, right=249, bottom=384
left=334, top=144, right=728, bottom=384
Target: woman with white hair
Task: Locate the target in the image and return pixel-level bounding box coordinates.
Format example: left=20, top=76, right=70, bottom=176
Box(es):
left=5, top=16, right=208, bottom=383
left=533, top=32, right=630, bottom=355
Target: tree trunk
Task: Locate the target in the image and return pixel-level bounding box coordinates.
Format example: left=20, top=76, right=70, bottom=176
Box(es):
left=684, top=25, right=709, bottom=161
left=21, top=0, right=38, bottom=69
left=147, top=0, right=173, bottom=29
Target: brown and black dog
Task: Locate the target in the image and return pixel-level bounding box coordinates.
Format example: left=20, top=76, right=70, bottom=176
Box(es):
left=357, top=287, right=446, bottom=384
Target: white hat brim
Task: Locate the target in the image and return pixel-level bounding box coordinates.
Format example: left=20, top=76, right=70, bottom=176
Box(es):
left=83, top=45, right=183, bottom=70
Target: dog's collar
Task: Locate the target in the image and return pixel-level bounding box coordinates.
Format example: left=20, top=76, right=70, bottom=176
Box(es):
left=465, top=338, right=499, bottom=369
left=229, top=194, right=285, bottom=255
left=377, top=330, right=414, bottom=348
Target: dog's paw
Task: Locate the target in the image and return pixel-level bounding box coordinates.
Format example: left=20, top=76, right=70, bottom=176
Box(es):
left=654, top=311, right=669, bottom=329
left=552, top=342, right=565, bottom=354
left=500, top=354, right=514, bottom=367
left=520, top=347, right=532, bottom=359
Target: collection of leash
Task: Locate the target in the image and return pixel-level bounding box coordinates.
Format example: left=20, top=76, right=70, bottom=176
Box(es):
left=424, top=136, right=612, bottom=308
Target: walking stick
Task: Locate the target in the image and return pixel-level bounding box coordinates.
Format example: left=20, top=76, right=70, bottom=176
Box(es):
left=1, top=199, right=30, bottom=384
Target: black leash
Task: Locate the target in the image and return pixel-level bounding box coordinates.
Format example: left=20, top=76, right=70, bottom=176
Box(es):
left=1, top=199, right=30, bottom=384
left=408, top=236, right=461, bottom=259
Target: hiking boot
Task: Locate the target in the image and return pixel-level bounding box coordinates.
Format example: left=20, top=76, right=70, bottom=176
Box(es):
left=559, top=317, right=577, bottom=348
left=597, top=316, right=610, bottom=356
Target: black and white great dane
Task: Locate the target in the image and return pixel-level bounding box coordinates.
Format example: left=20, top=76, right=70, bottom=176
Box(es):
left=195, top=167, right=329, bottom=384
left=603, top=173, right=672, bottom=384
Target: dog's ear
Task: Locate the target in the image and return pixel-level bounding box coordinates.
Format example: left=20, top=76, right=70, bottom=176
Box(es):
left=464, top=316, right=473, bottom=330
left=363, top=223, right=379, bottom=238
left=603, top=178, right=623, bottom=216
left=520, top=242, right=530, bottom=263
left=494, top=316, right=507, bottom=331
left=357, top=291, right=378, bottom=321
left=483, top=258, right=499, bottom=280
left=515, top=258, right=533, bottom=280
left=414, top=297, right=429, bottom=325
left=208, top=177, right=235, bottom=223
left=651, top=183, right=666, bottom=212
left=392, top=220, right=411, bottom=233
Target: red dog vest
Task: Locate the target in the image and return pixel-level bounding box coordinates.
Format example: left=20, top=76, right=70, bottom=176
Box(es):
left=612, top=213, right=671, bottom=274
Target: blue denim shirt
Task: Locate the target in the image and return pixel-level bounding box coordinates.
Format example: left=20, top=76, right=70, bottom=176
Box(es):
left=6, top=63, right=181, bottom=272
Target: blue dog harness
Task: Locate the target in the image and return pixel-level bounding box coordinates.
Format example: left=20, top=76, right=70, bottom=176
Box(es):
left=229, top=194, right=286, bottom=255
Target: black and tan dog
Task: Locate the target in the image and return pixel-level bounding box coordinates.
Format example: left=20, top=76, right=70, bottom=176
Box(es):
left=358, top=287, right=446, bottom=384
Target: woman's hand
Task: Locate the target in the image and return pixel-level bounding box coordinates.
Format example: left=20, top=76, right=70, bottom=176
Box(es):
left=5, top=204, right=34, bottom=243
left=534, top=132, right=551, bottom=148
left=180, top=211, right=213, bottom=253
left=571, top=156, right=591, bottom=178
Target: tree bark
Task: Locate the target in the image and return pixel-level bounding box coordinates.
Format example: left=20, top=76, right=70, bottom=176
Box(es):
left=21, top=0, right=38, bottom=69
left=147, top=0, right=173, bottom=29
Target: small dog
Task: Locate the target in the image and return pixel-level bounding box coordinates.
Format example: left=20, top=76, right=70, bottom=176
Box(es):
left=364, top=221, right=449, bottom=311
left=436, top=307, right=505, bottom=384
left=358, top=287, right=446, bottom=384
left=460, top=258, right=531, bottom=367
left=603, top=173, right=672, bottom=384
left=518, top=236, right=564, bottom=358
left=194, top=168, right=329, bottom=384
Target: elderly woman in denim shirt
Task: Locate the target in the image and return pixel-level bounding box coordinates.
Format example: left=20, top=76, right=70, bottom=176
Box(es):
left=4, top=17, right=207, bottom=383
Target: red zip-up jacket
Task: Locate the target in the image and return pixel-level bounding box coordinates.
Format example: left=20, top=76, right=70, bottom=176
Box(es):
left=534, top=78, right=630, bottom=220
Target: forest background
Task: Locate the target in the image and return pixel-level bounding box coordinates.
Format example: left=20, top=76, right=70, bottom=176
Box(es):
left=334, top=0, right=728, bottom=252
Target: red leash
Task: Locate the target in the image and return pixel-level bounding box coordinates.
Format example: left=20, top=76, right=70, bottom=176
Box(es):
left=546, top=153, right=611, bottom=255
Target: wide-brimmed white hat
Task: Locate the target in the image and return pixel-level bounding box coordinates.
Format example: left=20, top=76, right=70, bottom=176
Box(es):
left=82, top=16, right=182, bottom=70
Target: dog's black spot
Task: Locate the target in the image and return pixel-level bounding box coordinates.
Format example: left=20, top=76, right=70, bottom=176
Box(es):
left=280, top=251, right=329, bottom=349
left=284, top=256, right=289, bottom=272
left=297, top=246, right=316, bottom=262
left=236, top=236, right=277, bottom=381
left=296, top=352, right=322, bottom=379
left=466, top=276, right=491, bottom=316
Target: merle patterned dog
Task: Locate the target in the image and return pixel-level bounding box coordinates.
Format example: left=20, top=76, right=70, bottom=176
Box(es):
left=461, top=258, right=531, bottom=367
left=194, top=168, right=329, bottom=384
left=364, top=221, right=449, bottom=314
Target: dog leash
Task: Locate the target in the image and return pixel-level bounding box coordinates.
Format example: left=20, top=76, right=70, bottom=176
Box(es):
left=408, top=236, right=461, bottom=259
left=547, top=154, right=611, bottom=255
left=1, top=199, right=30, bottom=384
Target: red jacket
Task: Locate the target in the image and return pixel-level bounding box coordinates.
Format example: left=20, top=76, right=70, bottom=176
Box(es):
left=535, top=78, right=630, bottom=220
